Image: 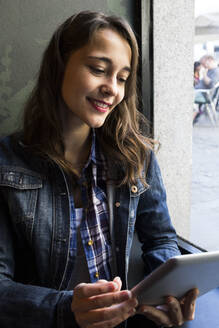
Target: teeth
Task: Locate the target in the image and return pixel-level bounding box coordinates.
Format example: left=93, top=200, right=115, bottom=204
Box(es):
left=93, top=100, right=109, bottom=108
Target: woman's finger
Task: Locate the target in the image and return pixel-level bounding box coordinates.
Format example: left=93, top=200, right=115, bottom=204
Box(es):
left=72, top=290, right=133, bottom=312
left=77, top=297, right=138, bottom=326
left=182, top=288, right=199, bottom=320
left=86, top=308, right=136, bottom=328
left=166, top=296, right=184, bottom=326
left=74, top=281, right=118, bottom=299
left=137, top=305, right=173, bottom=327
left=96, top=280, right=108, bottom=284
left=113, top=276, right=122, bottom=291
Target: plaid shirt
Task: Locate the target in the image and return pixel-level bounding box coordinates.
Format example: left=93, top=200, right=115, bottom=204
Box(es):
left=68, top=130, right=112, bottom=283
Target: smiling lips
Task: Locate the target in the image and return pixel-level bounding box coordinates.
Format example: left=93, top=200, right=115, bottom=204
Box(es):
left=88, top=98, right=112, bottom=113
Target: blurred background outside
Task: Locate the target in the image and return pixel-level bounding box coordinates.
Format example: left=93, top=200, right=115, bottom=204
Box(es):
left=191, top=0, right=219, bottom=250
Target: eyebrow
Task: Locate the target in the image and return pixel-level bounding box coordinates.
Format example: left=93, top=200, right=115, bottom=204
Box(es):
left=87, top=56, right=131, bottom=73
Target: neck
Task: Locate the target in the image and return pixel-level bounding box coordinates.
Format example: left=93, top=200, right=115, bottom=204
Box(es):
left=63, top=125, right=92, bottom=167
left=60, top=100, right=92, bottom=166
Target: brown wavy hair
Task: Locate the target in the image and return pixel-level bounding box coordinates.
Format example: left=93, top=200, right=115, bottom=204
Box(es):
left=22, top=11, right=153, bottom=185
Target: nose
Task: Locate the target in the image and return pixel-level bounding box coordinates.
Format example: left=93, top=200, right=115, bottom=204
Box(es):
left=100, top=76, right=118, bottom=97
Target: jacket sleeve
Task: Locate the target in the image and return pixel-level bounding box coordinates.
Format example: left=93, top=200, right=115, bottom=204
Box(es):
left=135, top=151, right=181, bottom=274
left=0, top=196, right=79, bottom=328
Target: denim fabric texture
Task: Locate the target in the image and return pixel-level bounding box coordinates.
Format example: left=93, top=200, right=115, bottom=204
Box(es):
left=0, top=134, right=180, bottom=328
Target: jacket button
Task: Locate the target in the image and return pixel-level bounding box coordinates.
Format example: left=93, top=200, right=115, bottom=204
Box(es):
left=131, top=185, right=138, bottom=193
left=88, top=240, right=93, bottom=246
left=95, top=272, right=99, bottom=278
left=115, top=202, right=120, bottom=207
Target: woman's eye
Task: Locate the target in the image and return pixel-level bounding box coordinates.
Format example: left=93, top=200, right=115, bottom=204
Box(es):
left=118, top=77, right=128, bottom=83
left=90, top=66, right=105, bottom=74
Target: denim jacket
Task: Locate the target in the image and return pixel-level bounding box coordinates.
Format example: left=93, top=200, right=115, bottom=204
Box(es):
left=0, top=134, right=180, bottom=328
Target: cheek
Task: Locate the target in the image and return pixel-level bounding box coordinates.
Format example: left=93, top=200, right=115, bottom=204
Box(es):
left=61, top=73, right=75, bottom=101
left=117, top=88, right=126, bottom=104
left=62, top=77, right=89, bottom=102
left=62, top=67, right=90, bottom=94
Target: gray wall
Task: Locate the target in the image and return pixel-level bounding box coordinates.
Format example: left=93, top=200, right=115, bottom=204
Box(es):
left=0, top=0, right=134, bottom=136
left=153, top=0, right=194, bottom=238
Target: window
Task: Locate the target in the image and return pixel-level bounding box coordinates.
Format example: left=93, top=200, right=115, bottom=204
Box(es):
left=191, top=0, right=219, bottom=251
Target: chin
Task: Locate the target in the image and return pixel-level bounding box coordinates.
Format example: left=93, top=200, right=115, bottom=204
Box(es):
left=87, top=118, right=106, bottom=129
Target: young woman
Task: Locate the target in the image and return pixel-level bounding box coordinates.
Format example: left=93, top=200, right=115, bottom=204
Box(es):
left=0, top=11, right=198, bottom=328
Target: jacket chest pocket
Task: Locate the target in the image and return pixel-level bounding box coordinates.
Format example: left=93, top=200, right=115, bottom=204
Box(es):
left=0, top=169, right=43, bottom=242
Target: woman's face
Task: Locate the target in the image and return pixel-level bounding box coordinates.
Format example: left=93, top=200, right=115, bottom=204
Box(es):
left=61, top=28, right=132, bottom=129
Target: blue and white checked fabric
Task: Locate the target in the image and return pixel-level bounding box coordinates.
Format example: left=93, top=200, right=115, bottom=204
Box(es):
left=68, top=130, right=112, bottom=283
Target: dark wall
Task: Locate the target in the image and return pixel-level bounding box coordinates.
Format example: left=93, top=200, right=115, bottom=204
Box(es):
left=0, top=0, right=135, bottom=136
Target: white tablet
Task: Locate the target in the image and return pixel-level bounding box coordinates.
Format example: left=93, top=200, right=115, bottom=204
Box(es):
left=131, top=251, right=219, bottom=306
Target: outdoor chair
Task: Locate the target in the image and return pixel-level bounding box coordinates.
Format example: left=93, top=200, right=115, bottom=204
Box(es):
left=194, top=81, right=219, bottom=126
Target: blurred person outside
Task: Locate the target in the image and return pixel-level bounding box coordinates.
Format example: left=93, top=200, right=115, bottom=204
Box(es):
left=195, top=55, right=219, bottom=90
left=193, top=55, right=219, bottom=124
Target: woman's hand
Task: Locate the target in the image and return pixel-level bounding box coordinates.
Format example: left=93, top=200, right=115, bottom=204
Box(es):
left=71, top=277, right=138, bottom=328
left=137, top=288, right=199, bottom=327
